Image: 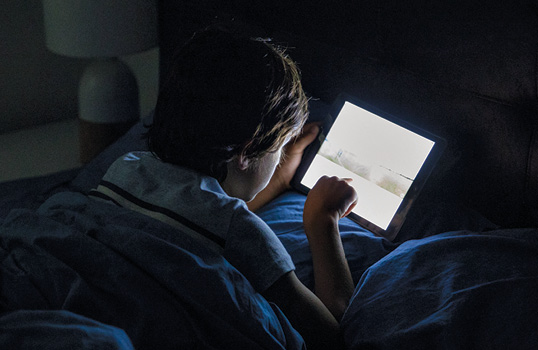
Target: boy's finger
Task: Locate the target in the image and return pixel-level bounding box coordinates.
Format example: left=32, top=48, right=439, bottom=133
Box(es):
left=341, top=199, right=358, bottom=218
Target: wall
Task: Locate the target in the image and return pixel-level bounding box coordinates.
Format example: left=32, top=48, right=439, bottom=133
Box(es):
left=0, top=0, right=159, bottom=135
left=123, top=48, right=160, bottom=120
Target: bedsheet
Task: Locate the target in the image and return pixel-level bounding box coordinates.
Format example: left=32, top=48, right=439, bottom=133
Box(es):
left=0, top=310, right=134, bottom=349
left=0, top=191, right=304, bottom=350
left=341, top=229, right=538, bottom=349
left=257, top=191, right=397, bottom=290
left=259, top=192, right=538, bottom=349
left=2, top=176, right=536, bottom=349
left=3, top=187, right=536, bottom=349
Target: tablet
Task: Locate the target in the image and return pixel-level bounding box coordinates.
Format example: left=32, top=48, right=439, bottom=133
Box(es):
left=292, top=95, right=446, bottom=240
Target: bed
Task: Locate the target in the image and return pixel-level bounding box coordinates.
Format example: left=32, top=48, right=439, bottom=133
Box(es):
left=2, top=0, right=538, bottom=349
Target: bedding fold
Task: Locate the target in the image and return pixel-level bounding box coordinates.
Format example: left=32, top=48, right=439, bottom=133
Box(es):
left=0, top=191, right=304, bottom=350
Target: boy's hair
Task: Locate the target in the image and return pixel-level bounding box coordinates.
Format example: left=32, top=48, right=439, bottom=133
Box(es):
left=146, top=27, right=309, bottom=181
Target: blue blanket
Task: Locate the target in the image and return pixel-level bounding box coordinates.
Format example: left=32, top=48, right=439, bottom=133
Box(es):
left=0, top=192, right=304, bottom=349
left=341, top=230, right=538, bottom=349
left=257, top=192, right=396, bottom=290
left=2, top=190, right=537, bottom=349
left=0, top=310, right=134, bottom=349
left=260, top=192, right=538, bottom=349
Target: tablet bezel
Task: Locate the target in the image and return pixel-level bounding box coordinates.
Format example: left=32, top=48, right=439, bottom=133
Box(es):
left=291, top=94, right=446, bottom=241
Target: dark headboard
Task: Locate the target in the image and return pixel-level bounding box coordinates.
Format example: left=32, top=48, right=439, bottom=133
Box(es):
left=158, top=0, right=538, bottom=228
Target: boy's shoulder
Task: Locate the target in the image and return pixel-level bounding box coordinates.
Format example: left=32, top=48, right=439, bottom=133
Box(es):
left=98, top=151, right=255, bottom=236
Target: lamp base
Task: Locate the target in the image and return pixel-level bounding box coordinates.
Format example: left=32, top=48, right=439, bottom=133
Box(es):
left=79, top=119, right=136, bottom=164
left=78, top=58, right=140, bottom=163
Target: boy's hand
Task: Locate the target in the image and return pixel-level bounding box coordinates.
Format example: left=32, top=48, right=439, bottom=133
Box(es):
left=272, top=122, right=320, bottom=192
left=304, top=176, right=358, bottom=226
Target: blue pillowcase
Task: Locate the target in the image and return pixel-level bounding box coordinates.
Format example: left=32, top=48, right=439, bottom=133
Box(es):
left=255, top=190, right=397, bottom=290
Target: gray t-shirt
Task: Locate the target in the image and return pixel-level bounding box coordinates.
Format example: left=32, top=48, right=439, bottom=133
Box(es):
left=90, top=151, right=295, bottom=292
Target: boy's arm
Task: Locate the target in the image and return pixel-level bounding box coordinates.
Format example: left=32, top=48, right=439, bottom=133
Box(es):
left=252, top=122, right=356, bottom=347
left=302, top=176, right=356, bottom=319
left=263, top=177, right=356, bottom=349
left=262, top=271, right=344, bottom=350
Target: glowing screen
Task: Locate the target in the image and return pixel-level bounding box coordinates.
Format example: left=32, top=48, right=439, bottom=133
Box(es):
left=301, top=102, right=435, bottom=229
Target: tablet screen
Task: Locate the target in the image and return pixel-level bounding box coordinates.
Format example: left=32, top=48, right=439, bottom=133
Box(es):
left=300, top=101, right=436, bottom=231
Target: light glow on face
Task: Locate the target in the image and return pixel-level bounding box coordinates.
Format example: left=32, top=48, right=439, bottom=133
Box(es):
left=247, top=146, right=283, bottom=199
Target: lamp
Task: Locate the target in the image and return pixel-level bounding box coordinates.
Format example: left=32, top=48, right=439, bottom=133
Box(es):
left=43, top=0, right=158, bottom=163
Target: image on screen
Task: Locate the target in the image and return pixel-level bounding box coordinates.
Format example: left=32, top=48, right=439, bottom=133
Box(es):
left=301, top=101, right=435, bottom=230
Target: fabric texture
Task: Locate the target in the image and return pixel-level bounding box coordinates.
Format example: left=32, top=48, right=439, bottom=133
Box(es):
left=0, top=191, right=305, bottom=350
left=341, top=229, right=538, bottom=349
left=89, top=151, right=295, bottom=293
left=257, top=192, right=538, bottom=349
left=256, top=191, right=396, bottom=290
left=0, top=310, right=134, bottom=350
left=2, top=176, right=537, bottom=349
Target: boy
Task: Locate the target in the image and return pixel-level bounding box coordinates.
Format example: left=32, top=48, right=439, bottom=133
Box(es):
left=94, top=27, right=356, bottom=349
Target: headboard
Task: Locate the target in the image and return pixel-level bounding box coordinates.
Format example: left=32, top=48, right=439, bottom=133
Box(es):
left=158, top=0, right=538, bottom=228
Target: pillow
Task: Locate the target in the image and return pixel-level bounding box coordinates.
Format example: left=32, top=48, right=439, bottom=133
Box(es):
left=341, top=229, right=538, bottom=349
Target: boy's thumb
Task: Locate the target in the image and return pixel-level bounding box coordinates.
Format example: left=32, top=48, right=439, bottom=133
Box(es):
left=296, top=123, right=319, bottom=146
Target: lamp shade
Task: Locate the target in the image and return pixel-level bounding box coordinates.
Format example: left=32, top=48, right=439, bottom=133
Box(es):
left=43, top=0, right=157, bottom=58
